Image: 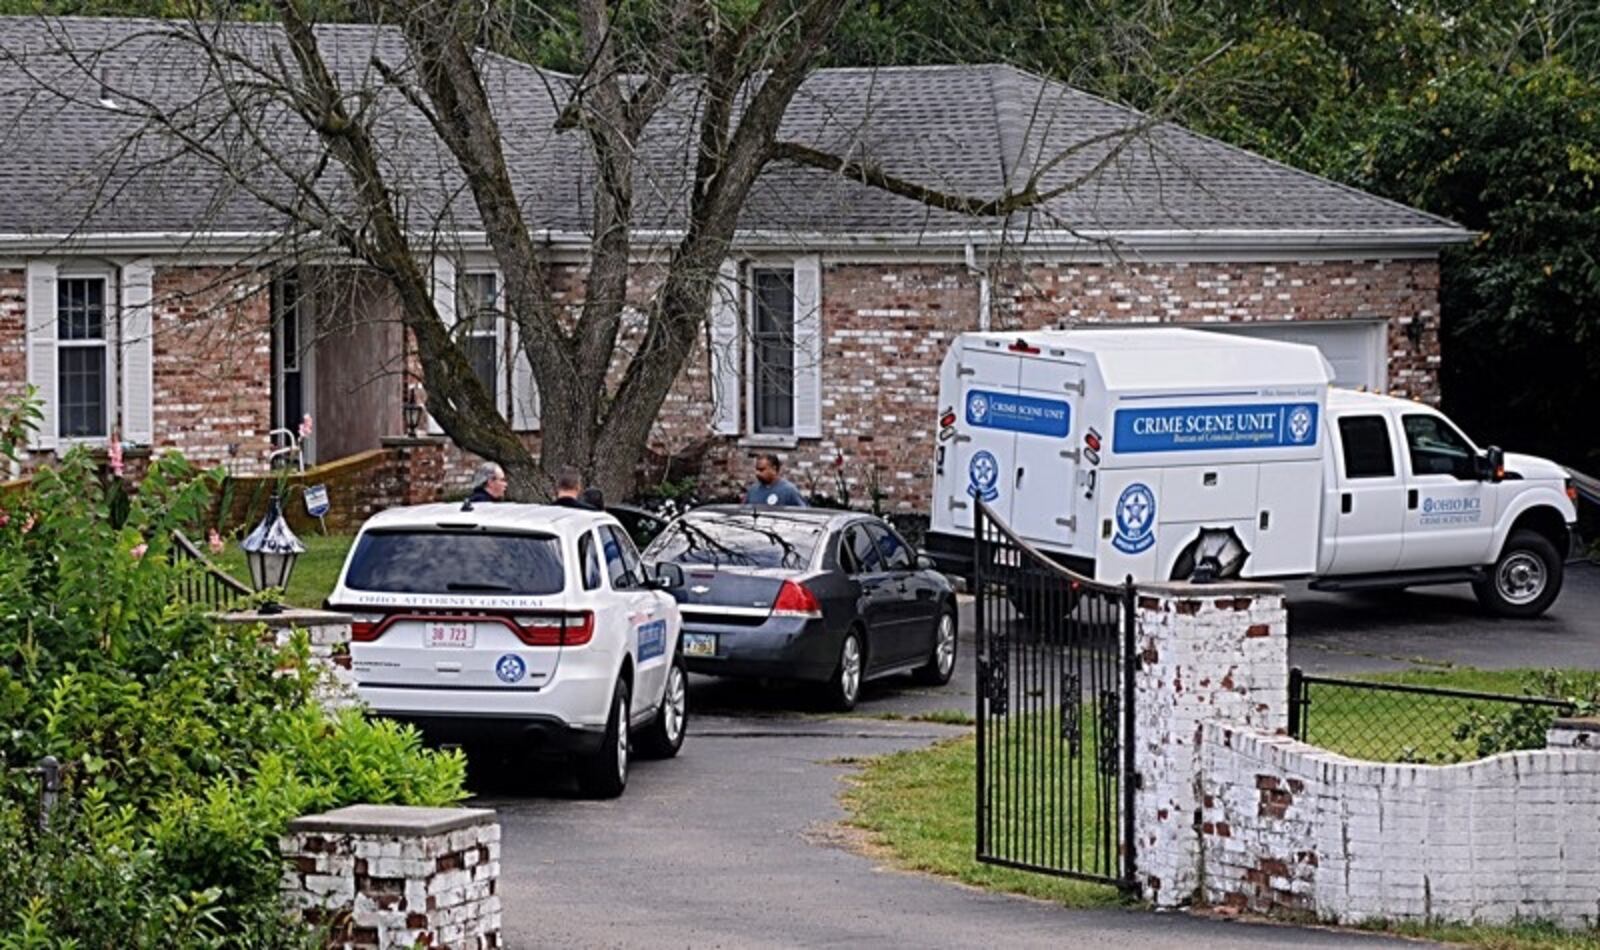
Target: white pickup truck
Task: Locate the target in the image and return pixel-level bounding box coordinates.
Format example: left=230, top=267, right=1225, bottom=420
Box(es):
left=925, top=328, right=1579, bottom=617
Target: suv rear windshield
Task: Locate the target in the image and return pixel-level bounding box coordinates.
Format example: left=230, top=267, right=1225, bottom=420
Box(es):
left=344, top=530, right=565, bottom=595
left=644, top=513, right=823, bottom=570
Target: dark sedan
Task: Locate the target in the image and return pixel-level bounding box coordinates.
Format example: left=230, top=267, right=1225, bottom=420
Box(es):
left=641, top=505, right=958, bottom=710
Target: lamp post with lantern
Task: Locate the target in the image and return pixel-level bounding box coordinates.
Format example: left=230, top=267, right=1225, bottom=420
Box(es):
left=239, top=492, right=305, bottom=615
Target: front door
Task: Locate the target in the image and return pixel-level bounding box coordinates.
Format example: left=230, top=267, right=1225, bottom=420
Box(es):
left=1398, top=412, right=1497, bottom=569
left=272, top=273, right=316, bottom=465
left=1328, top=413, right=1406, bottom=575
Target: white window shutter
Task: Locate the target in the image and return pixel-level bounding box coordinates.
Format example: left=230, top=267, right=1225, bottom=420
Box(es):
left=427, top=255, right=457, bottom=435
left=24, top=261, right=58, bottom=450
left=791, top=255, right=823, bottom=439
left=510, top=315, right=540, bottom=431
left=709, top=259, right=742, bottom=435
left=120, top=259, right=155, bottom=445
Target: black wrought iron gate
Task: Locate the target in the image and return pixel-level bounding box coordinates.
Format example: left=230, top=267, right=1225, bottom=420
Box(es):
left=973, top=501, right=1137, bottom=887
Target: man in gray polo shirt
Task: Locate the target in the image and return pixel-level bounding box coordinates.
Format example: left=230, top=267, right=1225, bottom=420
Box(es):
left=745, top=453, right=807, bottom=507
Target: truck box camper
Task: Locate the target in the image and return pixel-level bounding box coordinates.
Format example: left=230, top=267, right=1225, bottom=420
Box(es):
left=926, top=329, right=1578, bottom=618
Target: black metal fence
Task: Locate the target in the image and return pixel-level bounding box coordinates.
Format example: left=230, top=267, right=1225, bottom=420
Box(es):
left=1288, top=668, right=1578, bottom=763
left=974, top=500, right=1136, bottom=888
left=170, top=530, right=253, bottom=611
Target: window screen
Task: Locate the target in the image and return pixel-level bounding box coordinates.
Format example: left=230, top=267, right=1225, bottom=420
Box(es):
left=751, top=268, right=794, bottom=434
left=57, top=277, right=109, bottom=438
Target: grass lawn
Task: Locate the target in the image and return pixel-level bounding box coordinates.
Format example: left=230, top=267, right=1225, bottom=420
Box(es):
left=842, top=667, right=1600, bottom=948
left=842, top=709, right=1127, bottom=909
left=213, top=533, right=355, bottom=608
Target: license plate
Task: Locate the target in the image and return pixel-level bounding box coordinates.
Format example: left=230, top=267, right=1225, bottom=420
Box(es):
left=682, top=633, right=717, bottom=657
left=426, top=622, right=475, bottom=649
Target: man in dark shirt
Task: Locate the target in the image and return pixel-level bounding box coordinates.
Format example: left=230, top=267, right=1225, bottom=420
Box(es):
left=553, top=467, right=598, bottom=509
left=464, top=462, right=507, bottom=509
left=745, top=453, right=807, bottom=507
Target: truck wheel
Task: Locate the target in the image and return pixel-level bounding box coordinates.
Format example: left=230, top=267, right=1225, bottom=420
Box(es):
left=1473, top=530, right=1563, bottom=619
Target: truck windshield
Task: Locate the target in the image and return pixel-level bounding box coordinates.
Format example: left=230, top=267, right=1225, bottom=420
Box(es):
left=344, top=529, right=565, bottom=595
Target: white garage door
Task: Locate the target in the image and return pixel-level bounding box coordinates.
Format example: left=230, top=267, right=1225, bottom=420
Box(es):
left=1197, top=320, right=1386, bottom=391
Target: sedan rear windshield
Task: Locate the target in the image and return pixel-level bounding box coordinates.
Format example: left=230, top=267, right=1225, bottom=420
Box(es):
left=344, top=530, right=565, bottom=595
left=644, top=514, right=822, bottom=569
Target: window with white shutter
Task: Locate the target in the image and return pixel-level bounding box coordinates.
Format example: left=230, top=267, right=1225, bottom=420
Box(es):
left=742, top=256, right=823, bottom=439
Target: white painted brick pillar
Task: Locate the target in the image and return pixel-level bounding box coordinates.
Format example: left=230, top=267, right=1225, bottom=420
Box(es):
left=280, top=805, right=502, bottom=949
left=219, top=608, right=363, bottom=714
left=1130, top=582, right=1288, bottom=907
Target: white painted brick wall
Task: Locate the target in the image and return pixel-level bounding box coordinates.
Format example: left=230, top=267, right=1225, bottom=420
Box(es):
left=1200, top=724, right=1600, bottom=928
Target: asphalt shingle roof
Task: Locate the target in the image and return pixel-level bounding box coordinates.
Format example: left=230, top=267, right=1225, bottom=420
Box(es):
left=0, top=16, right=1464, bottom=248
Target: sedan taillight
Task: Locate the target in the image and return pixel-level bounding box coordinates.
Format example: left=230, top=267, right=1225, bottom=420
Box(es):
left=772, top=580, right=823, bottom=619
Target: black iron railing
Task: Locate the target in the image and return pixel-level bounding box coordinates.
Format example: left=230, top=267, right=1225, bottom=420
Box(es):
left=169, top=530, right=253, bottom=611
left=1288, top=667, right=1577, bottom=763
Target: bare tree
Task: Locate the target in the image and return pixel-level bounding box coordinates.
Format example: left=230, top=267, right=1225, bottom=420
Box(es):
left=2, top=1, right=1173, bottom=502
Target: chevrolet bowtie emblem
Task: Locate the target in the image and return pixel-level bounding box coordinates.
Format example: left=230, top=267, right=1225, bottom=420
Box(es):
left=690, top=585, right=711, bottom=594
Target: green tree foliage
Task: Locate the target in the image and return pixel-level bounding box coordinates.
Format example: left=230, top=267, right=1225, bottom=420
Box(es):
left=0, top=394, right=466, bottom=947
left=1354, top=62, right=1600, bottom=469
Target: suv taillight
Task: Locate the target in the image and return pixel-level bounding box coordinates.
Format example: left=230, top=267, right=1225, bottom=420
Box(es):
left=350, top=612, right=386, bottom=642
left=772, top=580, right=822, bottom=619
left=514, top=611, right=594, bottom=647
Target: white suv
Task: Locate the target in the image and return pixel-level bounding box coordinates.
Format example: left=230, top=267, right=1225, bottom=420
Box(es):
left=327, top=503, right=687, bottom=798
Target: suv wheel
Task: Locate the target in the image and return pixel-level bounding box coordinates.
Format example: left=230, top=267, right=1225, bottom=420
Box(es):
left=1473, top=529, right=1564, bottom=619
left=636, top=654, right=688, bottom=759
left=913, top=607, right=958, bottom=686
left=578, top=676, right=629, bottom=799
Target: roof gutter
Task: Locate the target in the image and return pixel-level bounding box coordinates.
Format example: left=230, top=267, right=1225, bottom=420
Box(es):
left=0, top=226, right=1474, bottom=260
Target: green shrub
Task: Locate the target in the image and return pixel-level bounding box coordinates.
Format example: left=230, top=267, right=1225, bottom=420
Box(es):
left=0, top=394, right=466, bottom=947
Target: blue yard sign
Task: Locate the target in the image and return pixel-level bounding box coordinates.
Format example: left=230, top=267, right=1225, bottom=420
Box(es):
left=1113, top=403, right=1319, bottom=453
left=965, top=389, right=1071, bottom=438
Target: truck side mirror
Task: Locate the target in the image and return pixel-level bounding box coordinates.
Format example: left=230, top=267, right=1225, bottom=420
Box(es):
left=1480, top=446, right=1505, bottom=483
left=916, top=553, right=937, bottom=571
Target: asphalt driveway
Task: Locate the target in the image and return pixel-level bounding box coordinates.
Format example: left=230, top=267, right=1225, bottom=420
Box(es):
left=479, top=714, right=1419, bottom=949
left=477, top=562, right=1600, bottom=946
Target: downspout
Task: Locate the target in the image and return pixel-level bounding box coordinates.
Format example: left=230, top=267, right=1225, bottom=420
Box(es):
left=965, top=242, right=991, bottom=332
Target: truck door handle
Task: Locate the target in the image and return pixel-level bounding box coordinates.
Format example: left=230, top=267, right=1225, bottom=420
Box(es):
left=1016, top=466, right=1025, bottom=488
left=1341, top=493, right=1352, bottom=514
left=1408, top=489, right=1418, bottom=510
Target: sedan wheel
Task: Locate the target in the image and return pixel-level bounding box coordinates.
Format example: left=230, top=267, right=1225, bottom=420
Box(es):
left=826, top=632, right=863, bottom=712
left=914, top=608, right=958, bottom=686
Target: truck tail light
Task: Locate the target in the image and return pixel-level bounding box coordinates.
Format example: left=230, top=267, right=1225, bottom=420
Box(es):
left=1007, top=338, right=1040, bottom=354
left=514, top=611, right=594, bottom=647
left=1567, top=479, right=1579, bottom=503
left=772, top=580, right=823, bottom=619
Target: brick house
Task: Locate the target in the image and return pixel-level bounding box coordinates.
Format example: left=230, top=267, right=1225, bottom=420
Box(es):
left=0, top=17, right=1469, bottom=511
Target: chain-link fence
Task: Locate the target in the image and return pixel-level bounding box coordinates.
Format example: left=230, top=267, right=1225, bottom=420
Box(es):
left=1288, top=668, right=1577, bottom=763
